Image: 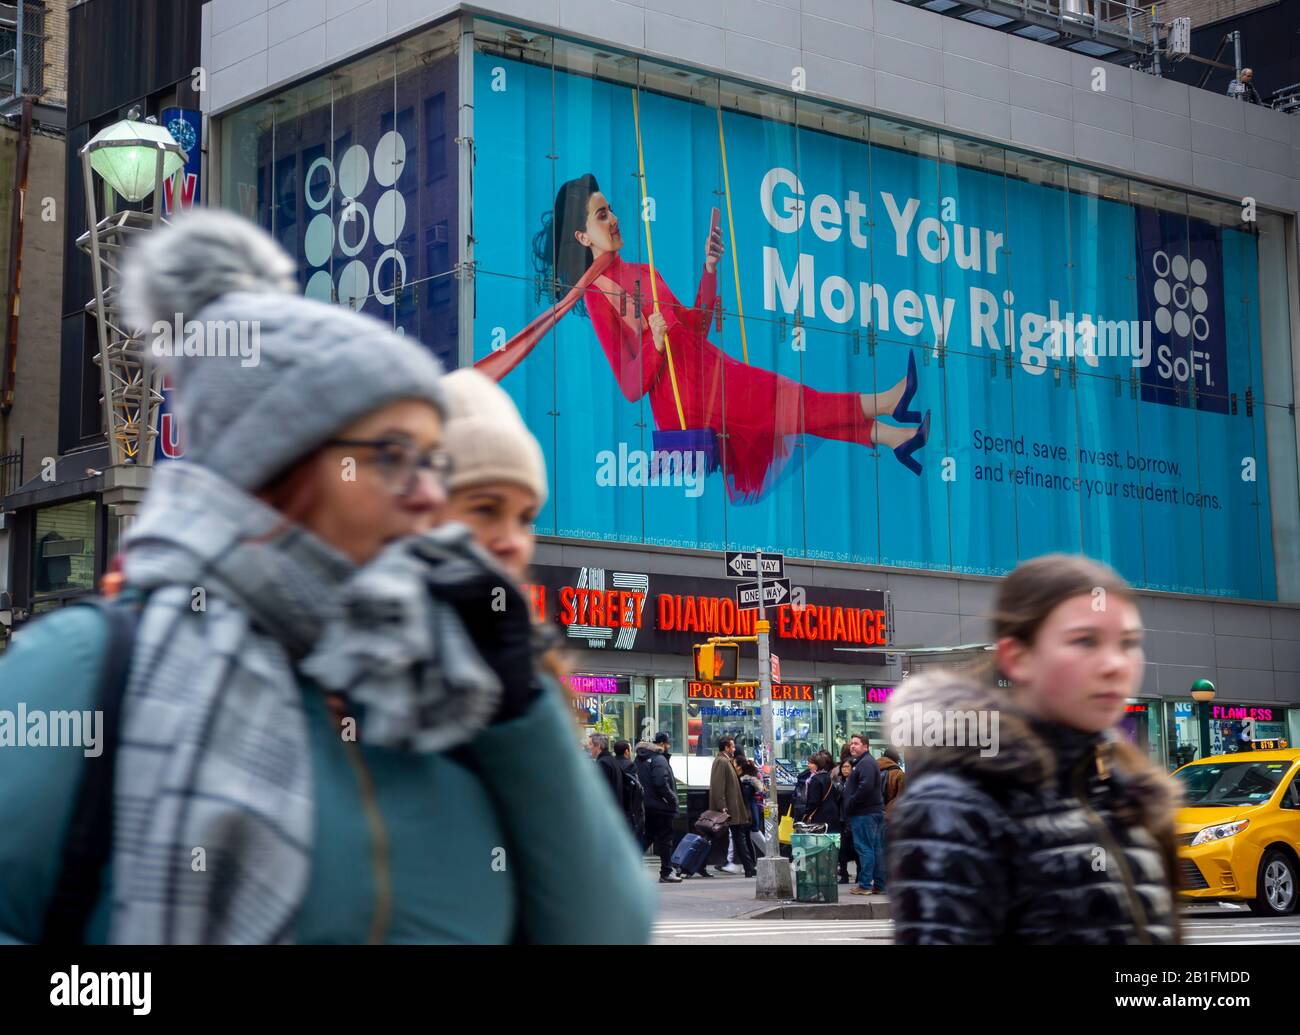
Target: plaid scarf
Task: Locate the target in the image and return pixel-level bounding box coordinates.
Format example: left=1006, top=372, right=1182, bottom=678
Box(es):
left=112, top=462, right=502, bottom=943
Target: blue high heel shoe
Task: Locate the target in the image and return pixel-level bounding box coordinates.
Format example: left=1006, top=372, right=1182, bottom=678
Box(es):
left=892, top=350, right=923, bottom=425
left=893, top=409, right=930, bottom=476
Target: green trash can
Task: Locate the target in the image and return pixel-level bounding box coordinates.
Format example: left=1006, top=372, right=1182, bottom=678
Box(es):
left=790, top=832, right=839, bottom=903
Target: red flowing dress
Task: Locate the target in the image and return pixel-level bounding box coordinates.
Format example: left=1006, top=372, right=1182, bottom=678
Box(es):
left=585, top=253, right=876, bottom=501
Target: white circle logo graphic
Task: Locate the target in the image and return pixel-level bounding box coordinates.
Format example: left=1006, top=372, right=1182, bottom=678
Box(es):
left=1151, top=249, right=1211, bottom=346
left=302, top=133, right=407, bottom=311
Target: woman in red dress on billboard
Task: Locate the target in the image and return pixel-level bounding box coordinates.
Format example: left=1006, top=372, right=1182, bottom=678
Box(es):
left=479, top=174, right=929, bottom=502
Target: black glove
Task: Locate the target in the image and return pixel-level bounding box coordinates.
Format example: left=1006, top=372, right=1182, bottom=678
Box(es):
left=411, top=531, right=541, bottom=725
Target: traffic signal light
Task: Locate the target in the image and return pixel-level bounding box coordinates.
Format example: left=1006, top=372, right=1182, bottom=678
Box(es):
left=693, top=642, right=739, bottom=683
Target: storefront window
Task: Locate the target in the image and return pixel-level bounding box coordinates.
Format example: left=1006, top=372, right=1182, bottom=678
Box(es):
left=567, top=674, right=645, bottom=748
left=1118, top=699, right=1164, bottom=768
left=1206, top=702, right=1288, bottom=756
left=651, top=678, right=686, bottom=752
left=688, top=688, right=763, bottom=763
left=830, top=683, right=892, bottom=760
left=33, top=500, right=96, bottom=597
left=1168, top=700, right=1201, bottom=769
left=773, top=686, right=827, bottom=765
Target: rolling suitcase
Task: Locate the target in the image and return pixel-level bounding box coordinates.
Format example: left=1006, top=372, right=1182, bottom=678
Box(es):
left=670, top=832, right=711, bottom=876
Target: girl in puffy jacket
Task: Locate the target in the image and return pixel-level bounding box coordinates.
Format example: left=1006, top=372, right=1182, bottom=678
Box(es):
left=886, top=554, right=1181, bottom=944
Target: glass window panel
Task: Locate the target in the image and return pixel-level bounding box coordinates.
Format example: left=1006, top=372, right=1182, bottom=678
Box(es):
left=938, top=134, right=1014, bottom=576
left=472, top=31, right=563, bottom=536
left=1118, top=700, right=1164, bottom=769
left=547, top=40, right=646, bottom=545
left=1003, top=150, right=1081, bottom=563
left=1168, top=700, right=1202, bottom=768
left=33, top=501, right=96, bottom=596
left=830, top=684, right=887, bottom=760
left=1257, top=211, right=1297, bottom=602
left=636, top=64, right=730, bottom=555
left=327, top=48, right=398, bottom=319
left=271, top=75, right=332, bottom=292
left=689, top=693, right=763, bottom=764
left=220, top=98, right=273, bottom=233
left=1129, top=181, right=1205, bottom=594
left=774, top=687, right=827, bottom=761
left=871, top=117, right=948, bottom=571
left=791, top=105, right=881, bottom=566
left=718, top=83, right=805, bottom=560
left=1194, top=195, right=1268, bottom=599
left=1068, top=168, right=1146, bottom=587
left=391, top=25, right=459, bottom=369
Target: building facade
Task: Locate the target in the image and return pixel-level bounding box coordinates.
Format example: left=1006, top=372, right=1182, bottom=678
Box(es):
left=194, top=0, right=1300, bottom=783
left=0, top=0, right=205, bottom=643
left=18, top=0, right=1296, bottom=782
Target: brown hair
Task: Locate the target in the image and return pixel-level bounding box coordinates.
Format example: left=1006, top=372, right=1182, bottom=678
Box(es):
left=811, top=750, right=834, bottom=773
left=993, top=553, right=1135, bottom=646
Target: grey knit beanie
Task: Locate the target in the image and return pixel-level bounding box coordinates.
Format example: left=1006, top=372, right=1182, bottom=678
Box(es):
left=120, top=209, right=446, bottom=491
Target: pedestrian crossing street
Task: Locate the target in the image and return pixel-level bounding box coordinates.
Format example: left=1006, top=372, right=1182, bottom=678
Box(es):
left=652, top=915, right=1300, bottom=945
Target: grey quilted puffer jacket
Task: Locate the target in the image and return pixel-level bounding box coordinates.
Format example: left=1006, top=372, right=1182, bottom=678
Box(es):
left=886, top=671, right=1184, bottom=945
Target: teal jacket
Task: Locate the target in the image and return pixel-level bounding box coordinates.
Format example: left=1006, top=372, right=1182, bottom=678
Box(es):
left=0, top=606, right=655, bottom=944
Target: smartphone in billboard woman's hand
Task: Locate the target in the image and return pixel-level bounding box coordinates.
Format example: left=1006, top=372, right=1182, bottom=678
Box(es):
left=707, top=207, right=722, bottom=268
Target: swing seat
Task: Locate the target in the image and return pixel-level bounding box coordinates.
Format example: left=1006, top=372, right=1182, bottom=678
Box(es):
left=653, top=427, right=720, bottom=475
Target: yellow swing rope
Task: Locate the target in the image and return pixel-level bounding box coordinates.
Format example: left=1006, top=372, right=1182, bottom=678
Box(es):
left=716, top=106, right=749, bottom=365
left=632, top=88, right=688, bottom=431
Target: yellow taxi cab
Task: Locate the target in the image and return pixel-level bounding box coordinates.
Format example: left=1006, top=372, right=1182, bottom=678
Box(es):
left=1171, top=742, right=1300, bottom=915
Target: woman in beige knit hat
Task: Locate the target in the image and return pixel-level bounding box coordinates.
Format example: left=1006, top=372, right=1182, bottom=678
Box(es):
left=435, top=368, right=548, bottom=581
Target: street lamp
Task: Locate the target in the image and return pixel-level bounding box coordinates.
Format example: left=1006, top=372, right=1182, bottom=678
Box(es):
left=76, top=112, right=186, bottom=527
left=85, top=117, right=186, bottom=205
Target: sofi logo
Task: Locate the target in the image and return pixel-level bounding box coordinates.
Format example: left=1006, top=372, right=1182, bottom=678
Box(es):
left=1137, top=209, right=1228, bottom=414
left=301, top=133, right=409, bottom=312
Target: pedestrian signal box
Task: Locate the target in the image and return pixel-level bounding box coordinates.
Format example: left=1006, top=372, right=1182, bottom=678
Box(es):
left=693, top=642, right=740, bottom=683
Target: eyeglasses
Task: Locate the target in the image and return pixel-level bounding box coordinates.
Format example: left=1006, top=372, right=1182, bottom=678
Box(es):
left=327, top=438, right=455, bottom=497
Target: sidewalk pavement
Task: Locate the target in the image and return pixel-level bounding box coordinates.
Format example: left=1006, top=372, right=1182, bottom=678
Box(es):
left=648, top=862, right=892, bottom=922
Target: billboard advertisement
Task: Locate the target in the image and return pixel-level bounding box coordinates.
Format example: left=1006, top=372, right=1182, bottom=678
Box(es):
left=472, top=55, right=1276, bottom=600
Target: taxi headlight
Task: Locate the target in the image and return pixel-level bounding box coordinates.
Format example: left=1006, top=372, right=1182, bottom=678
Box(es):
left=1190, top=820, right=1249, bottom=846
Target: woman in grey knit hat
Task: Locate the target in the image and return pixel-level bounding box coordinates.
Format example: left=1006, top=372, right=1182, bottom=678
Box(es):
left=0, top=210, right=654, bottom=945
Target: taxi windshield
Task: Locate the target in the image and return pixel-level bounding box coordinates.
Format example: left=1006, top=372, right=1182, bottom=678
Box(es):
left=1174, top=760, right=1292, bottom=807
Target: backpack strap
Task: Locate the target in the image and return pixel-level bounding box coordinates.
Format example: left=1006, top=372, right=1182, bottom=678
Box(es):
left=40, top=594, right=143, bottom=944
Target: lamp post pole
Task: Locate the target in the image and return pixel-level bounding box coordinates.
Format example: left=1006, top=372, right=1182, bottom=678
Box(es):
left=78, top=116, right=185, bottom=534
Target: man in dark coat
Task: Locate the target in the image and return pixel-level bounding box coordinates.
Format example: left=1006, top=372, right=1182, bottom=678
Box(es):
left=844, top=732, right=885, bottom=895
left=636, top=732, right=682, bottom=883
left=589, top=733, right=623, bottom=813
left=709, top=736, right=756, bottom=878
left=613, top=740, right=645, bottom=843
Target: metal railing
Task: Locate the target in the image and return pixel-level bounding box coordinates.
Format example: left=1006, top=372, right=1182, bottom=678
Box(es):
left=0, top=436, right=23, bottom=500
left=0, top=2, right=66, bottom=109
left=911, top=0, right=1163, bottom=55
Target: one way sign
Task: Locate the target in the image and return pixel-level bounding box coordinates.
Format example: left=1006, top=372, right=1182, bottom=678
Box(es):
left=725, top=551, right=785, bottom=578
left=736, top=578, right=790, bottom=610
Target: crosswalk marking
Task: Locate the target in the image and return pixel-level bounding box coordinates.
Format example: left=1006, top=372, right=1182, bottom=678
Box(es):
left=651, top=916, right=1300, bottom=944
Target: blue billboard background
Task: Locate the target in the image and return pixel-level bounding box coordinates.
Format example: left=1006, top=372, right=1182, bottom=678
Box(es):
left=472, top=57, right=1274, bottom=600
